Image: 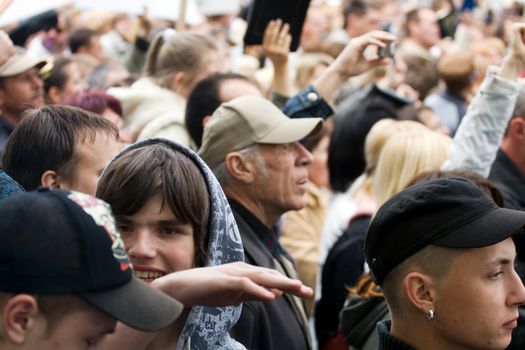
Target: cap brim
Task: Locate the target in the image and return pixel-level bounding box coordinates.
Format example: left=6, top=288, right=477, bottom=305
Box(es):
left=81, top=277, right=183, bottom=332
left=434, top=207, right=525, bottom=248
left=259, top=117, right=323, bottom=144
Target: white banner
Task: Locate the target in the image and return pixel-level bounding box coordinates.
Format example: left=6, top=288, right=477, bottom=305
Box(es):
left=0, top=0, right=71, bottom=27
left=73, top=0, right=204, bottom=24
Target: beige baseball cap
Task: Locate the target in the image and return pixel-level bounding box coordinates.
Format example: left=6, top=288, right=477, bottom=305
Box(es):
left=0, top=48, right=46, bottom=78
left=198, top=95, right=323, bottom=169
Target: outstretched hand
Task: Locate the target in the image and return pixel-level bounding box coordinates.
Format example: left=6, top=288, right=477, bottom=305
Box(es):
left=312, top=29, right=396, bottom=103
left=498, top=23, right=525, bottom=80
left=508, top=23, right=525, bottom=62
left=332, top=30, right=396, bottom=79
left=151, top=262, right=314, bottom=307
left=262, top=19, right=291, bottom=67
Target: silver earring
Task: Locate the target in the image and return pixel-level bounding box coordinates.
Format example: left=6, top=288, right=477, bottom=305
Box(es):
left=427, top=309, right=434, bottom=320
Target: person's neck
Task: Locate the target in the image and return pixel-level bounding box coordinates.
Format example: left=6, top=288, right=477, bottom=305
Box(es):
left=391, top=317, right=471, bottom=350
left=226, top=187, right=280, bottom=228
left=407, top=37, right=432, bottom=51
left=0, top=109, right=22, bottom=127
left=345, top=27, right=361, bottom=39
left=146, top=308, right=189, bottom=350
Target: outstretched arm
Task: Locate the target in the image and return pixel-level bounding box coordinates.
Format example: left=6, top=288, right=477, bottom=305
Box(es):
left=441, top=23, right=525, bottom=176
left=312, top=30, right=395, bottom=104
left=152, top=262, right=313, bottom=306
left=95, top=262, right=313, bottom=350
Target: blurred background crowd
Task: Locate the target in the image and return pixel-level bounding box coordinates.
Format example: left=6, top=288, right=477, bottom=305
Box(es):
left=2, top=0, right=525, bottom=349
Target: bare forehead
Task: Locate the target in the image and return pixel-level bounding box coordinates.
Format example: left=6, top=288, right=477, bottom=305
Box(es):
left=418, top=9, right=438, bottom=23
left=451, top=238, right=517, bottom=269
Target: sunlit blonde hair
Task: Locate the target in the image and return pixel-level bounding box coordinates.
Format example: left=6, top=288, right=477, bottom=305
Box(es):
left=294, top=53, right=334, bottom=91
left=358, top=119, right=427, bottom=197
left=373, top=129, right=451, bottom=206
left=144, top=31, right=217, bottom=90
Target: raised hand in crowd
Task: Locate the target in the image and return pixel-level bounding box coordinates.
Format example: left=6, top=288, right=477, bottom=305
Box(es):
left=262, top=19, right=293, bottom=98
left=313, top=30, right=396, bottom=103
left=500, top=22, right=525, bottom=80
left=152, top=261, right=314, bottom=307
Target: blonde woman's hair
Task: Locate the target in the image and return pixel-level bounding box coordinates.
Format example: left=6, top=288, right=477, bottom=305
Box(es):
left=373, top=130, right=451, bottom=206
left=144, top=31, right=217, bottom=89
left=294, top=53, right=334, bottom=91
left=358, top=119, right=427, bottom=197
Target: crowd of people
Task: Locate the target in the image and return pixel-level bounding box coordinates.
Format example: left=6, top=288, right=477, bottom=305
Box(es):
left=1, top=0, right=525, bottom=349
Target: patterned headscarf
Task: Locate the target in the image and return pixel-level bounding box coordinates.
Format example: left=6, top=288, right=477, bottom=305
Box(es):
left=102, top=138, right=245, bottom=350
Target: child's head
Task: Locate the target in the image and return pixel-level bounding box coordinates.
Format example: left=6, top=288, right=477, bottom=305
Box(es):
left=97, top=142, right=211, bottom=275
left=144, top=30, right=221, bottom=98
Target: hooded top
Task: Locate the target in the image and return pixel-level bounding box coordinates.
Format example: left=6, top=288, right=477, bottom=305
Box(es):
left=102, top=138, right=245, bottom=350
left=108, top=78, right=191, bottom=146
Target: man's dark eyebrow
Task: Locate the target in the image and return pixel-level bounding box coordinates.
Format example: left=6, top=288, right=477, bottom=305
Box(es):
left=485, top=255, right=517, bottom=268
left=156, top=219, right=184, bottom=226
left=115, top=216, right=132, bottom=223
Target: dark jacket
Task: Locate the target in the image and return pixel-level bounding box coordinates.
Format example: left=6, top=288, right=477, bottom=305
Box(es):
left=0, top=118, right=14, bottom=161
left=489, top=149, right=525, bottom=211
left=228, top=201, right=310, bottom=350
left=377, top=321, right=415, bottom=350
left=340, top=295, right=390, bottom=350
left=315, top=214, right=371, bottom=348
left=329, top=86, right=411, bottom=192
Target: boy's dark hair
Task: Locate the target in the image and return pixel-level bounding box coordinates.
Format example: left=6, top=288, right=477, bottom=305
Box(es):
left=402, top=53, right=439, bottom=100
left=343, top=0, right=380, bottom=29
left=185, top=73, right=255, bottom=148
left=2, top=105, right=118, bottom=190
left=69, top=28, right=98, bottom=54
left=43, top=56, right=72, bottom=93
left=96, top=143, right=210, bottom=267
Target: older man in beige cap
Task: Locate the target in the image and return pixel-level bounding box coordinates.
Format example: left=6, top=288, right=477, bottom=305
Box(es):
left=199, top=95, right=322, bottom=350
left=0, top=32, right=45, bottom=156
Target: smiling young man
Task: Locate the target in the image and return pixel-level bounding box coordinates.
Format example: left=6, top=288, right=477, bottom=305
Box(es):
left=96, top=138, right=247, bottom=348
left=364, top=177, right=525, bottom=350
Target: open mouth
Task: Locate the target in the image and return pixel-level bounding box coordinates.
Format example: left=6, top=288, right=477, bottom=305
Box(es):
left=134, top=270, right=166, bottom=282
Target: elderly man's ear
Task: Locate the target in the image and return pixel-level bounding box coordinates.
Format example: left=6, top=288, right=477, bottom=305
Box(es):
left=225, top=152, right=256, bottom=183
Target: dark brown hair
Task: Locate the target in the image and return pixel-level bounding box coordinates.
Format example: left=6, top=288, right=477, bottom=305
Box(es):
left=2, top=105, right=118, bottom=191
left=343, top=0, right=380, bottom=29
left=96, top=143, right=210, bottom=267
left=42, top=56, right=72, bottom=94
